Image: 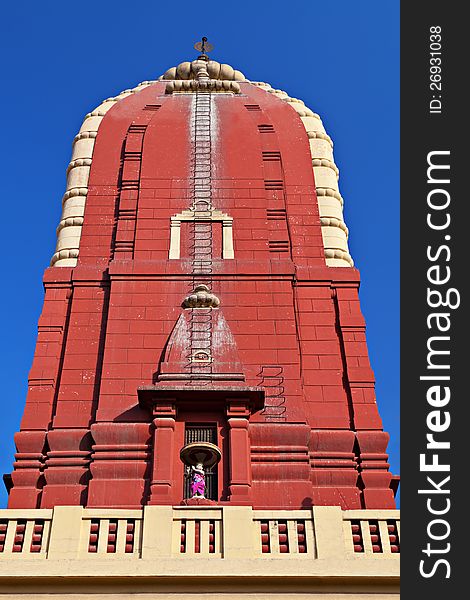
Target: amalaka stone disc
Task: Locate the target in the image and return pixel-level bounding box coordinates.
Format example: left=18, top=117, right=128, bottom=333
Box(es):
left=180, top=442, right=222, bottom=468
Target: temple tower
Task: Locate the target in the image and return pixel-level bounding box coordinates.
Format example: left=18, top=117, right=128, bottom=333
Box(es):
left=0, top=45, right=399, bottom=598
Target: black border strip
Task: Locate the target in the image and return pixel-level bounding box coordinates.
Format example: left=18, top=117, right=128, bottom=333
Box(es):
left=401, top=2, right=466, bottom=596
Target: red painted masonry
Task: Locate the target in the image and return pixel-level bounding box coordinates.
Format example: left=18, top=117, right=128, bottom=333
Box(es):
left=7, top=79, right=397, bottom=510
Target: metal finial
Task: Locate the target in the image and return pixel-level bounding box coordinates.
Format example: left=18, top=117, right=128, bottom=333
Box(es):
left=194, top=36, right=214, bottom=56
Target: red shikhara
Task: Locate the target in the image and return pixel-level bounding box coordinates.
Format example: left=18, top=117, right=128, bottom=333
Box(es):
left=7, top=78, right=397, bottom=511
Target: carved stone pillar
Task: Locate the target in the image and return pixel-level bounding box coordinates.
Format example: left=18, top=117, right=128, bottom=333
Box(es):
left=226, top=400, right=252, bottom=504
left=148, top=401, right=177, bottom=505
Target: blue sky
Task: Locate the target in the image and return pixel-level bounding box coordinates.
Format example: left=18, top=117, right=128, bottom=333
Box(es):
left=0, top=1, right=399, bottom=507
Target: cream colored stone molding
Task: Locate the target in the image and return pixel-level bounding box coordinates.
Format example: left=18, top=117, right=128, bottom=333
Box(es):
left=320, top=217, right=348, bottom=234
left=251, top=81, right=354, bottom=267
left=163, top=59, right=242, bottom=95
left=160, top=60, right=245, bottom=81
left=56, top=216, right=84, bottom=233
left=51, top=80, right=158, bottom=267
left=166, top=79, right=241, bottom=94
left=169, top=210, right=234, bottom=260
left=312, top=157, right=339, bottom=177
left=306, top=129, right=334, bottom=145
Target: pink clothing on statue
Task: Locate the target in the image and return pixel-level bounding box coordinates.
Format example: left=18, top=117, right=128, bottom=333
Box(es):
left=191, top=472, right=205, bottom=497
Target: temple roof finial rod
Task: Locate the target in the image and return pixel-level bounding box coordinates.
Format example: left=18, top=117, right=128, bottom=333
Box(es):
left=194, top=36, right=213, bottom=61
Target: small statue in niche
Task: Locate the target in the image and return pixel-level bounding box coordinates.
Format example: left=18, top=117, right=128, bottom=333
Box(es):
left=180, top=441, right=221, bottom=504
left=186, top=462, right=206, bottom=498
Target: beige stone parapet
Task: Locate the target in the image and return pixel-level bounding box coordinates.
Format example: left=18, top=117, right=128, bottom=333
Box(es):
left=0, top=505, right=399, bottom=598
left=0, top=505, right=400, bottom=560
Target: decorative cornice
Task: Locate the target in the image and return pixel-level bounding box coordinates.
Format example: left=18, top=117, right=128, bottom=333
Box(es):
left=307, top=130, right=333, bottom=145
left=83, top=109, right=109, bottom=119
left=160, top=60, right=245, bottom=82
left=312, top=158, right=339, bottom=177
left=166, top=79, right=240, bottom=94
left=62, top=188, right=88, bottom=204
left=73, top=131, right=98, bottom=143
left=56, top=216, right=84, bottom=234
left=50, top=248, right=80, bottom=266
left=324, top=248, right=354, bottom=266
left=66, top=158, right=92, bottom=174
left=320, top=217, right=349, bottom=235
left=316, top=187, right=344, bottom=206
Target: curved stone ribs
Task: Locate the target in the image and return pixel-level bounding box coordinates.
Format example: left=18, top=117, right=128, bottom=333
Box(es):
left=251, top=82, right=354, bottom=267
left=51, top=80, right=158, bottom=267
